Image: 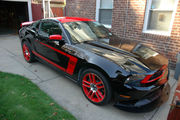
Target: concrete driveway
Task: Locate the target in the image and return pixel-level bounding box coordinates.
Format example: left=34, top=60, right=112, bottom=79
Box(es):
left=0, top=34, right=177, bottom=120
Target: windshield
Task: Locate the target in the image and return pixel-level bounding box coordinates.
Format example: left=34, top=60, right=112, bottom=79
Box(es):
left=63, top=21, right=113, bottom=43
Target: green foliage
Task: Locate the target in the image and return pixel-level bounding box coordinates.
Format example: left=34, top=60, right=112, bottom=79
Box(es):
left=0, top=72, right=76, bottom=120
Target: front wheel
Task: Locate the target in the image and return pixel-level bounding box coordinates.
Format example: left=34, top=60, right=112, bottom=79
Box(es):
left=80, top=68, right=112, bottom=105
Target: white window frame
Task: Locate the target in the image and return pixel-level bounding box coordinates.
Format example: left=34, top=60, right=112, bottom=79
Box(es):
left=143, top=0, right=179, bottom=36
left=96, top=0, right=113, bottom=29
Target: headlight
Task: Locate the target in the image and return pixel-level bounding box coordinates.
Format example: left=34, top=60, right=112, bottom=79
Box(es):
left=125, top=74, right=146, bottom=86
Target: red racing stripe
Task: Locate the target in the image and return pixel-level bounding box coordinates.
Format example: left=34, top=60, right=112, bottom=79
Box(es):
left=32, top=51, right=66, bottom=72
left=66, top=54, right=78, bottom=75
left=34, top=41, right=78, bottom=75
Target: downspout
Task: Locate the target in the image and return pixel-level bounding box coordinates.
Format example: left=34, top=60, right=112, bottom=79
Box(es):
left=123, top=0, right=129, bottom=39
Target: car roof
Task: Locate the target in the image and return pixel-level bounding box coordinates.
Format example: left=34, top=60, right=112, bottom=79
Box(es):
left=49, top=17, right=95, bottom=23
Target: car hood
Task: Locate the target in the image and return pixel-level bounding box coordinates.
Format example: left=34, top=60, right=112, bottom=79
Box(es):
left=75, top=40, right=168, bottom=73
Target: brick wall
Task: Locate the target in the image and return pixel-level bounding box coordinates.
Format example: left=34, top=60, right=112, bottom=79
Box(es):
left=66, top=0, right=180, bottom=69
left=66, top=0, right=96, bottom=19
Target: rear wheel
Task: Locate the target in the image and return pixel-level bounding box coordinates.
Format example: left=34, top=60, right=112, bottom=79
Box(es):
left=80, top=68, right=112, bottom=105
left=22, top=41, right=35, bottom=63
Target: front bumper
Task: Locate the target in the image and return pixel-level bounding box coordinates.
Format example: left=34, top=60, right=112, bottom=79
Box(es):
left=114, top=83, right=170, bottom=112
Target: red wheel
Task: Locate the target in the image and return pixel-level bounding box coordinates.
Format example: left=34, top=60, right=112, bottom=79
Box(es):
left=22, top=41, right=35, bottom=63
left=23, top=44, right=30, bottom=61
left=81, top=69, right=112, bottom=105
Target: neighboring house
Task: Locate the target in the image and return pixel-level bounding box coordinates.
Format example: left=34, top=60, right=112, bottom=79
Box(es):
left=66, top=0, right=180, bottom=69
left=0, top=0, right=65, bottom=34
left=32, top=0, right=66, bottom=20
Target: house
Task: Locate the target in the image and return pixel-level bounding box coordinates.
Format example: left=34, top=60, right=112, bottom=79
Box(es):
left=32, top=0, right=65, bottom=20
left=0, top=0, right=65, bottom=34
left=65, top=0, right=180, bottom=69
left=0, top=0, right=32, bottom=34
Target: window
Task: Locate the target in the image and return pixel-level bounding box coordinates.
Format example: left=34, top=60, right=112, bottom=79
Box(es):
left=32, top=21, right=40, bottom=30
left=40, top=21, right=62, bottom=36
left=96, top=0, right=113, bottom=28
left=143, top=0, right=178, bottom=35
left=63, top=21, right=112, bottom=43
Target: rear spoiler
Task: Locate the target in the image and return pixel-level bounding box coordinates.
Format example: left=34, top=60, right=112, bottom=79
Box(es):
left=20, top=21, right=34, bottom=28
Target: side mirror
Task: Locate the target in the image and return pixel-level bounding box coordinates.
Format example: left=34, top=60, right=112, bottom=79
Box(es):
left=49, top=35, right=62, bottom=41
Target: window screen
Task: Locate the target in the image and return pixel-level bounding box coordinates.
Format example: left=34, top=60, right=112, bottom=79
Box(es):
left=99, top=9, right=112, bottom=25
left=146, top=0, right=176, bottom=31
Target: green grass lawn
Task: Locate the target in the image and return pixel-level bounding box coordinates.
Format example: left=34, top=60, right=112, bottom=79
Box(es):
left=0, top=71, right=76, bottom=120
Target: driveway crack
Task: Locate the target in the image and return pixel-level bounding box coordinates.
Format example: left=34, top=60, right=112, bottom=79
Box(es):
left=38, top=76, right=60, bottom=84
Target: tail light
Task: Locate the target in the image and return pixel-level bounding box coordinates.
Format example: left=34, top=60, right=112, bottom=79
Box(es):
left=141, top=65, right=168, bottom=84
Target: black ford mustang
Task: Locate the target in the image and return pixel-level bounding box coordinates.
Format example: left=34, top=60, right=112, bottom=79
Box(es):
left=19, top=17, right=170, bottom=111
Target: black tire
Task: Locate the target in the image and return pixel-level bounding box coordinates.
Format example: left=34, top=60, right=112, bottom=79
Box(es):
left=21, top=41, right=35, bottom=63
left=80, top=68, right=112, bottom=105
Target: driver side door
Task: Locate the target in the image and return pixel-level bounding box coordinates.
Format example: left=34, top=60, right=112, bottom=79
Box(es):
left=35, top=20, right=69, bottom=71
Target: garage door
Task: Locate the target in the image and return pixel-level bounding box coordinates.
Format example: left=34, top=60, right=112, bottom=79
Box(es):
left=0, top=1, right=29, bottom=35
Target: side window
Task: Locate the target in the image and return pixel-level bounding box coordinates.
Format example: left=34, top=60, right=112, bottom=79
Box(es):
left=32, top=21, right=40, bottom=30
left=40, top=21, right=62, bottom=36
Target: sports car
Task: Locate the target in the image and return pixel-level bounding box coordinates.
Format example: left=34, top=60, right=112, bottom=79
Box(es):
left=19, top=17, right=170, bottom=111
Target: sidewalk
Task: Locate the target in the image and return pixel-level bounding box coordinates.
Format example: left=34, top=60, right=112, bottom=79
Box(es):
left=0, top=34, right=177, bottom=120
